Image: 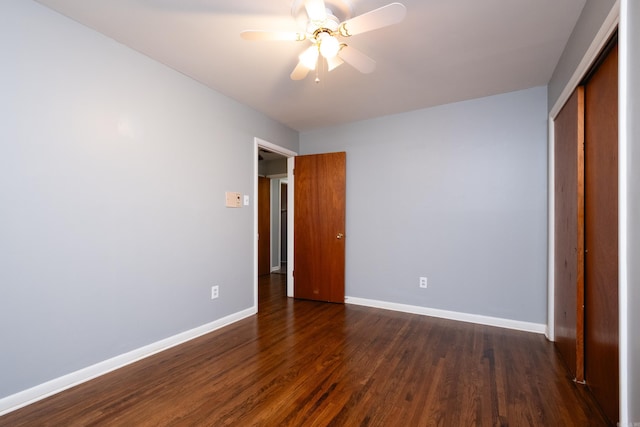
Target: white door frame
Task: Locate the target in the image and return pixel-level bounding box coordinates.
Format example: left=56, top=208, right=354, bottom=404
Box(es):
left=254, top=137, right=297, bottom=309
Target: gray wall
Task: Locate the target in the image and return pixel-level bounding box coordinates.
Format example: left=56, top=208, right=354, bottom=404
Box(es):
left=0, top=0, right=297, bottom=399
left=300, top=87, right=548, bottom=324
left=263, top=158, right=288, bottom=176
left=259, top=158, right=287, bottom=177
left=548, top=0, right=617, bottom=110
left=625, top=0, right=640, bottom=421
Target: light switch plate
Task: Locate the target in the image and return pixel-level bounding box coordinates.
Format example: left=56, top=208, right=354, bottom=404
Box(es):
left=243, top=195, right=250, bottom=206
left=225, top=192, right=242, bottom=208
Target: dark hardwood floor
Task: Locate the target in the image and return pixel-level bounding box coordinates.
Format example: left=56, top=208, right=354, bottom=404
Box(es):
left=1, top=274, right=609, bottom=426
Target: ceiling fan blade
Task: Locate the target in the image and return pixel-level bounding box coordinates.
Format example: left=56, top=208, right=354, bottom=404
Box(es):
left=240, top=30, right=305, bottom=41
left=305, top=0, right=327, bottom=23
left=327, top=55, right=344, bottom=72
left=290, top=62, right=311, bottom=80
left=339, top=2, right=407, bottom=37
left=338, top=45, right=376, bottom=74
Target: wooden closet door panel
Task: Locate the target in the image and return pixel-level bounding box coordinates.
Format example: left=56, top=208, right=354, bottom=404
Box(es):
left=584, top=41, right=618, bottom=424
left=258, top=176, right=271, bottom=276
left=554, top=87, right=585, bottom=381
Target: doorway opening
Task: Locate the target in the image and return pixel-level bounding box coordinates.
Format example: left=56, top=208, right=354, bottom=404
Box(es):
left=254, top=138, right=297, bottom=310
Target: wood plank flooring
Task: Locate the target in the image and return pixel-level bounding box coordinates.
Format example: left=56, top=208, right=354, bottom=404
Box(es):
left=1, top=274, right=609, bottom=426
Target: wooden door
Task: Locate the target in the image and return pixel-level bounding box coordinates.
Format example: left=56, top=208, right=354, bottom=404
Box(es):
left=584, top=41, right=618, bottom=424
left=294, top=152, right=346, bottom=303
left=258, top=176, right=271, bottom=276
left=554, top=87, right=585, bottom=381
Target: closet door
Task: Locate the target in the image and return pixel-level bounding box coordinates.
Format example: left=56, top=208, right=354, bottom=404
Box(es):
left=584, top=41, right=618, bottom=424
left=258, top=176, right=271, bottom=276
left=553, top=87, right=585, bottom=381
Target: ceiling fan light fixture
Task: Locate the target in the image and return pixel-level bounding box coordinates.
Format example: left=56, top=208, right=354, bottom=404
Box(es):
left=319, top=33, right=340, bottom=58
left=299, top=45, right=319, bottom=69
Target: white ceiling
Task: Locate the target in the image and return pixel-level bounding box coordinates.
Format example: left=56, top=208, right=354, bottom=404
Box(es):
left=34, top=0, right=586, bottom=132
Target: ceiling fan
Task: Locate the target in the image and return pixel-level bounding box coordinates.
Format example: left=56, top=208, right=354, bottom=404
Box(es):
left=240, top=0, right=406, bottom=81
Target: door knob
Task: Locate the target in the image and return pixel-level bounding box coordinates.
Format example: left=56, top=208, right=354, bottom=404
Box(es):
left=336, top=233, right=344, bottom=240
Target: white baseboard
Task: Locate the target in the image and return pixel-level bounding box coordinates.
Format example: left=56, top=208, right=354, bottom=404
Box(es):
left=345, top=297, right=546, bottom=334
left=0, top=307, right=257, bottom=416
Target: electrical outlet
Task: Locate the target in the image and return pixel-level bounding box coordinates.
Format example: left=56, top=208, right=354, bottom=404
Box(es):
left=211, top=285, right=219, bottom=299
left=419, top=277, right=428, bottom=288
